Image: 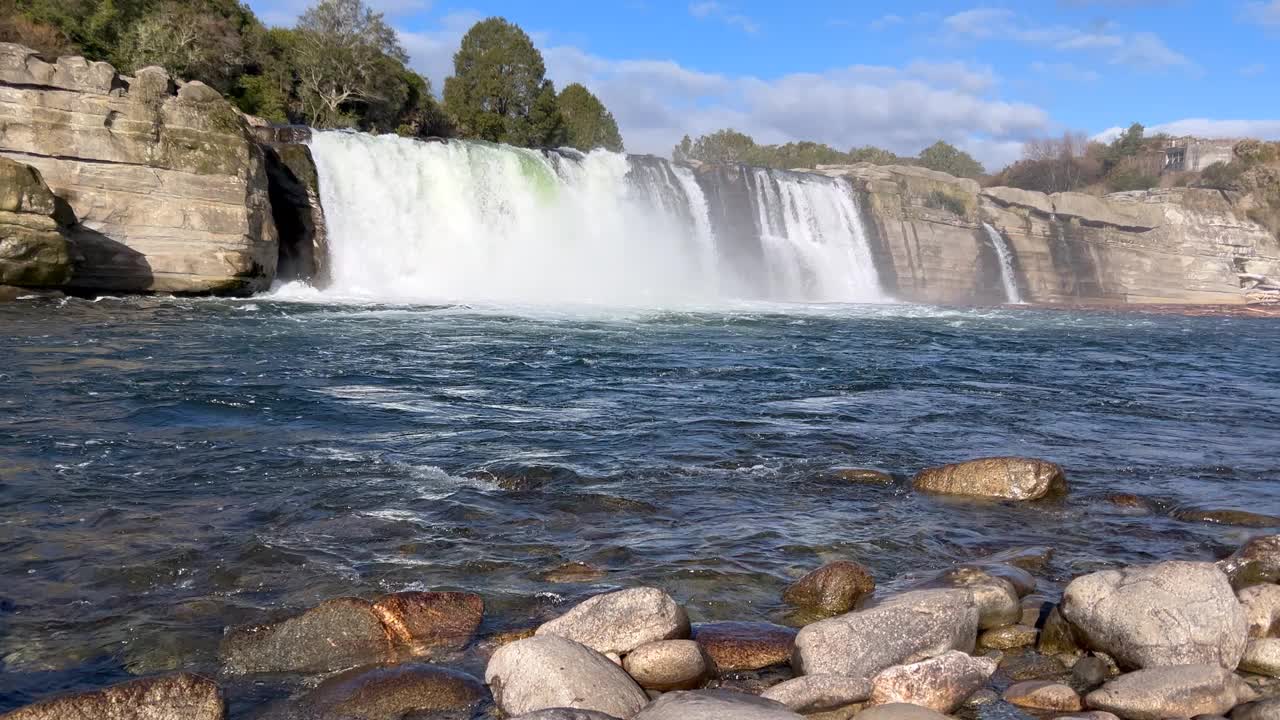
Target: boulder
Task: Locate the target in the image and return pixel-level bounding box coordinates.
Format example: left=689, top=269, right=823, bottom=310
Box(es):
left=854, top=703, right=953, bottom=720
left=512, top=707, right=627, bottom=712
left=1172, top=508, right=1280, bottom=528
left=912, top=457, right=1067, bottom=500
left=131, top=66, right=174, bottom=98
left=1059, top=561, right=1247, bottom=670
left=1084, top=665, right=1259, bottom=720
left=782, top=560, right=876, bottom=615
left=623, top=640, right=708, bottom=691
left=485, top=635, right=647, bottom=718
left=0, top=43, right=277, bottom=295
left=1040, top=606, right=1085, bottom=656
left=941, top=571, right=1020, bottom=629
left=371, top=591, right=484, bottom=655
left=221, top=597, right=393, bottom=675
left=1233, top=698, right=1280, bottom=720
left=299, top=663, right=485, bottom=719
left=981, top=625, right=1039, bottom=650
left=1240, top=639, right=1280, bottom=677
left=793, top=589, right=978, bottom=678
left=0, top=157, right=72, bottom=288
left=176, top=80, right=222, bottom=103
left=632, top=690, right=803, bottom=720
left=536, top=587, right=689, bottom=655
left=0, top=672, right=223, bottom=720
left=693, top=622, right=797, bottom=672
left=762, top=675, right=874, bottom=713
left=827, top=468, right=895, bottom=485
left=1220, top=536, right=1280, bottom=587
left=1239, top=584, right=1280, bottom=638
left=1056, top=713, right=1121, bottom=720
left=1071, top=656, right=1112, bottom=691
left=869, top=650, right=997, bottom=713
left=1004, top=681, right=1084, bottom=712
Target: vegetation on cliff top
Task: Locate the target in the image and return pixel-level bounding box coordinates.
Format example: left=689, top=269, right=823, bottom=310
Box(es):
left=0, top=0, right=623, bottom=151
left=671, top=130, right=982, bottom=177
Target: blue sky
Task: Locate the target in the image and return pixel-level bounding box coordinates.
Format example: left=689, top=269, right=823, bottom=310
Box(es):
left=247, top=0, right=1280, bottom=169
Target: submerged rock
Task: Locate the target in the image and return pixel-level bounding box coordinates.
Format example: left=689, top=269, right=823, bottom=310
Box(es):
left=869, top=650, right=998, bottom=713
left=694, top=621, right=798, bottom=673
left=1084, top=665, right=1258, bottom=720
left=0, top=672, right=223, bottom=720
left=299, top=663, right=485, bottom=719
left=541, top=561, right=607, bottom=583
left=536, top=587, right=689, bottom=655
left=782, top=560, right=876, bottom=615
left=826, top=468, right=895, bottom=485
left=485, top=635, right=647, bottom=718
left=762, top=675, right=874, bottom=713
left=632, top=690, right=803, bottom=719
left=1172, top=508, right=1280, bottom=528
left=1220, top=535, right=1280, bottom=587
left=1003, top=681, right=1083, bottom=712
left=793, top=588, right=978, bottom=678
left=623, top=640, right=708, bottom=691
left=981, top=624, right=1039, bottom=650
left=1060, top=561, right=1247, bottom=670
left=912, top=457, right=1067, bottom=500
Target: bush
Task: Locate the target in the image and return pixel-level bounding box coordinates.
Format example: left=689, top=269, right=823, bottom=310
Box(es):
left=1198, top=161, right=1246, bottom=190
left=924, top=189, right=967, bottom=216
left=1106, top=169, right=1158, bottom=193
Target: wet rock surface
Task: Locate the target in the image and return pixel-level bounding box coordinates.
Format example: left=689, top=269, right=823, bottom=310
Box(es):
left=298, top=663, right=485, bottom=719
left=0, top=673, right=223, bottom=720
left=694, top=622, right=798, bottom=672
left=782, top=560, right=876, bottom=615
left=912, top=457, right=1067, bottom=501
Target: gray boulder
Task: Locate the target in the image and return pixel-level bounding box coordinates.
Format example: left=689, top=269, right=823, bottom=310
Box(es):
left=1233, top=698, right=1280, bottom=720
left=856, top=703, right=953, bottom=720
left=1239, top=638, right=1280, bottom=677
left=1060, top=561, right=1247, bottom=670
left=793, top=588, right=978, bottom=677
left=510, top=711, right=621, bottom=720
left=762, top=675, right=874, bottom=713
left=485, top=635, right=647, bottom=718
left=537, top=587, right=690, bottom=655
left=1239, top=584, right=1280, bottom=638
left=1084, top=665, right=1258, bottom=720
left=632, top=690, right=802, bottom=720
left=0, top=672, right=223, bottom=720
left=869, top=650, right=997, bottom=713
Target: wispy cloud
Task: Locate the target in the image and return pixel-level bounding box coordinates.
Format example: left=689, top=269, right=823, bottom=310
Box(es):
left=941, top=6, right=1195, bottom=72
left=1030, top=61, right=1101, bottom=83
left=869, top=14, right=905, bottom=31
left=688, top=1, right=760, bottom=34
left=1242, top=0, right=1280, bottom=28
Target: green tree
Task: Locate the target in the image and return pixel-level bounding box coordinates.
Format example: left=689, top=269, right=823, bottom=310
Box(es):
left=292, top=0, right=407, bottom=128
left=114, top=2, right=248, bottom=92
left=849, top=145, right=907, bottom=166
left=443, top=17, right=549, bottom=145
left=917, top=140, right=985, bottom=178
left=557, top=82, right=623, bottom=152
left=675, top=129, right=759, bottom=165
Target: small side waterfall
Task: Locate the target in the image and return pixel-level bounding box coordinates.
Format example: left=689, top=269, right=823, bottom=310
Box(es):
left=982, top=222, right=1023, bottom=304
left=305, top=131, right=886, bottom=305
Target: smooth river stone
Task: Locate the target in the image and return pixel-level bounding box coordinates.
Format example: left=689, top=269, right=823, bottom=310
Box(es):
left=1060, top=561, right=1247, bottom=670
left=1240, top=639, right=1280, bottom=677
left=793, top=588, right=978, bottom=678
left=300, top=663, right=486, bottom=718
left=0, top=672, right=223, bottom=720
left=510, top=711, right=622, bottom=720
left=912, top=457, right=1067, bottom=500
left=1233, top=698, right=1280, bottom=720
left=1220, top=535, right=1280, bottom=587
left=856, top=702, right=953, bottom=720
left=1240, top=584, right=1280, bottom=638
left=623, top=639, right=708, bottom=691
left=981, top=624, right=1039, bottom=649
left=371, top=590, right=484, bottom=655
left=1003, top=680, right=1084, bottom=712
left=536, top=587, right=690, bottom=655
left=694, top=621, right=797, bottom=672
left=632, top=690, right=803, bottom=720
left=762, top=675, right=875, bottom=713
left=485, top=635, right=647, bottom=718
left=870, top=650, right=997, bottom=713
left=1084, top=665, right=1259, bottom=720
left=782, top=560, right=876, bottom=615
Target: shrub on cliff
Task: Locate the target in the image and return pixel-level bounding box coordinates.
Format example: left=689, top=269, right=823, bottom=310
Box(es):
left=917, top=141, right=985, bottom=179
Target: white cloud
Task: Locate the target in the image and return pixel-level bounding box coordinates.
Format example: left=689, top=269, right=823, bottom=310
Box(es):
left=1242, top=0, right=1280, bottom=28
left=688, top=1, right=760, bottom=34
left=1030, top=61, right=1102, bottom=83
left=1094, top=119, right=1280, bottom=143
left=941, top=6, right=1194, bottom=71
left=398, top=11, right=483, bottom=89
left=869, top=14, right=905, bottom=31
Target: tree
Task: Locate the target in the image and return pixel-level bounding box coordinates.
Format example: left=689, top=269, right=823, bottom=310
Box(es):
left=292, top=0, right=407, bottom=128
left=674, top=129, right=759, bottom=165
left=507, top=79, right=566, bottom=147
left=443, top=17, right=548, bottom=145
left=849, top=146, right=907, bottom=166
left=917, top=140, right=985, bottom=179
left=1104, top=122, right=1145, bottom=172
left=557, top=82, right=623, bottom=152
left=114, top=2, right=248, bottom=92
left=996, top=132, right=1104, bottom=194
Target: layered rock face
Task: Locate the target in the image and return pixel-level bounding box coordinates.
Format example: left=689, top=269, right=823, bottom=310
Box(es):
left=0, top=156, right=72, bottom=287
left=813, top=163, right=1280, bottom=305
left=0, top=44, right=276, bottom=294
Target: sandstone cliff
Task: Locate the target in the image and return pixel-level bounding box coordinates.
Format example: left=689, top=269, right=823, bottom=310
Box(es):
left=815, top=163, right=1280, bottom=305
left=0, top=156, right=72, bottom=289
left=0, top=44, right=276, bottom=294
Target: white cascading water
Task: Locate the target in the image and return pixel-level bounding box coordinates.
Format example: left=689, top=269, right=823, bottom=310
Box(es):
left=306, top=130, right=883, bottom=305
left=982, top=222, right=1023, bottom=304
left=746, top=168, right=882, bottom=302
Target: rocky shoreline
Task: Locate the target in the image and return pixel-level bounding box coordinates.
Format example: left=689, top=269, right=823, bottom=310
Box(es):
left=3, top=457, right=1278, bottom=720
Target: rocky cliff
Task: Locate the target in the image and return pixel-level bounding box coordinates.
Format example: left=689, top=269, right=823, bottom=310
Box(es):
left=815, top=164, right=1280, bottom=305
left=0, top=155, right=73, bottom=289
left=0, top=43, right=276, bottom=295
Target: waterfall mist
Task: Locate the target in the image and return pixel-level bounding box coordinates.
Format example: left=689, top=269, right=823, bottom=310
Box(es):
left=305, top=131, right=885, bottom=306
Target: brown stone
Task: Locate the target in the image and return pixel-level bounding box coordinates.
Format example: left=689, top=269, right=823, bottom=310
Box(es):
left=1172, top=508, right=1280, bottom=528
left=220, top=597, right=393, bottom=675
left=693, top=621, right=798, bottom=672
left=301, top=663, right=485, bottom=719
left=371, top=591, right=483, bottom=655
left=783, top=561, right=876, bottom=615
left=1004, top=681, right=1084, bottom=712
left=623, top=640, right=708, bottom=691
left=0, top=672, right=223, bottom=720
left=542, top=561, right=607, bottom=583
left=913, top=457, right=1067, bottom=501
left=828, top=468, right=895, bottom=485
left=981, top=624, right=1039, bottom=650
left=1221, top=536, right=1280, bottom=587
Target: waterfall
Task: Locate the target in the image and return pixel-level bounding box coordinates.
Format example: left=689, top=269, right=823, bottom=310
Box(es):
left=982, top=223, right=1023, bottom=304
left=306, top=131, right=883, bottom=305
